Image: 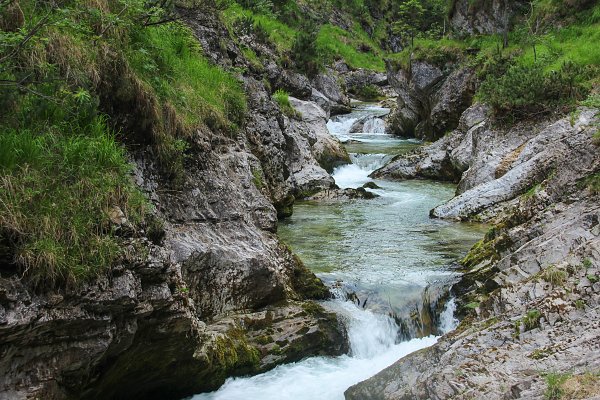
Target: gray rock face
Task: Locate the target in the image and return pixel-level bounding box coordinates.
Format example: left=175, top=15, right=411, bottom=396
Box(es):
left=372, top=104, right=489, bottom=182
left=448, top=0, right=525, bottom=36
left=243, top=77, right=337, bottom=216
left=386, top=61, right=477, bottom=141
left=313, top=69, right=352, bottom=115
left=289, top=97, right=351, bottom=172
left=346, top=107, right=600, bottom=400
left=432, top=108, right=598, bottom=220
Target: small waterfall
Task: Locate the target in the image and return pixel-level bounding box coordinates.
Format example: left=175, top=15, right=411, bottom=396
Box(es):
left=191, top=299, right=443, bottom=400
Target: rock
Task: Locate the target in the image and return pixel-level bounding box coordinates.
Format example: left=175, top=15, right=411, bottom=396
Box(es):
left=313, top=69, right=352, bottom=115
left=0, top=12, right=348, bottom=400
left=349, top=115, right=386, bottom=134
left=432, top=108, right=599, bottom=220
left=275, top=70, right=312, bottom=99
left=306, top=187, right=379, bottom=201
left=385, top=61, right=477, bottom=141
left=289, top=97, right=351, bottom=173
left=310, top=88, right=333, bottom=117
left=344, top=69, right=390, bottom=100
left=345, top=106, right=600, bottom=400
left=449, top=0, right=526, bottom=36
left=243, top=77, right=336, bottom=214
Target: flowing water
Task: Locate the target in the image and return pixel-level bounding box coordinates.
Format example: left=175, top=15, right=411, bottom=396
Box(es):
left=192, top=103, right=485, bottom=400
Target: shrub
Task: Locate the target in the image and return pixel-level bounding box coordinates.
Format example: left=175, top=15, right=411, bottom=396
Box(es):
left=351, top=84, right=383, bottom=101
left=291, top=20, right=322, bottom=76
left=479, top=61, right=592, bottom=120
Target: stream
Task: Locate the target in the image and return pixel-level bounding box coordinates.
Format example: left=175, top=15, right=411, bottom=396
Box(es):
left=192, top=103, right=485, bottom=400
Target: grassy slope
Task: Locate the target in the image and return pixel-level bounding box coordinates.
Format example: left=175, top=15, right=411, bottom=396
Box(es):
left=0, top=0, right=245, bottom=288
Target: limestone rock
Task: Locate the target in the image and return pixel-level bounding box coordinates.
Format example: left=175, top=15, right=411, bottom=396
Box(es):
left=289, top=97, right=351, bottom=173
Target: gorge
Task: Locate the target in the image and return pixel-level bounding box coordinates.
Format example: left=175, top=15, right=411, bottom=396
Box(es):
left=0, top=0, right=599, bottom=399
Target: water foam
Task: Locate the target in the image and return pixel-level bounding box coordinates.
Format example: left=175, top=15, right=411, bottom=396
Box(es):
left=191, top=300, right=439, bottom=400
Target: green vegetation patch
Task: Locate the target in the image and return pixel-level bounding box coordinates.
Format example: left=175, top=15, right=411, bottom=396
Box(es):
left=0, top=121, right=148, bottom=288
left=0, top=0, right=246, bottom=288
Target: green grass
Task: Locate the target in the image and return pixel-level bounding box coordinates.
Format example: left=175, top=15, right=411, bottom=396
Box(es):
left=0, top=119, right=148, bottom=288
left=127, top=23, right=247, bottom=133
left=316, top=24, right=386, bottom=71
left=545, top=373, right=570, bottom=400
left=0, top=0, right=247, bottom=289
left=272, top=88, right=299, bottom=118
left=222, top=3, right=298, bottom=52
left=523, top=309, right=542, bottom=331
left=387, top=37, right=467, bottom=69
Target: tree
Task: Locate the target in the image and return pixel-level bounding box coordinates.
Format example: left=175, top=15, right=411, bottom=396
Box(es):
left=392, top=0, right=425, bottom=48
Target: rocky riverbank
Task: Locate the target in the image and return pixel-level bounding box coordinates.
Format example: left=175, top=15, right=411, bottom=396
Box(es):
left=346, top=101, right=600, bottom=399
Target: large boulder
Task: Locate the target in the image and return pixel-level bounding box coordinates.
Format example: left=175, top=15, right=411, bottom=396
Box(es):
left=313, top=69, right=352, bottom=115
left=385, top=60, right=477, bottom=141
left=289, top=97, right=351, bottom=172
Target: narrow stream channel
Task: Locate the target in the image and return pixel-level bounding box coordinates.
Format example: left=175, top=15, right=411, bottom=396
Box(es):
left=192, top=103, right=486, bottom=400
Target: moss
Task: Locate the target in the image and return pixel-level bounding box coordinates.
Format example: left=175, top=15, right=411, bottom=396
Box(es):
left=208, top=329, right=261, bottom=384
left=251, top=168, right=264, bottom=190
left=290, top=253, right=330, bottom=300
left=460, top=237, right=500, bottom=270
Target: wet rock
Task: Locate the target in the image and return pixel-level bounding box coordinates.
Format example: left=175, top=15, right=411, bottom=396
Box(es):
left=306, top=187, right=379, bottom=201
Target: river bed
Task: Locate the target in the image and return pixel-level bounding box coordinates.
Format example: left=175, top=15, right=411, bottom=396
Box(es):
left=191, top=103, right=485, bottom=400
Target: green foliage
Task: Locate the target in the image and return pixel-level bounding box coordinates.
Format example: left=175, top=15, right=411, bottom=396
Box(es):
left=0, top=121, right=149, bottom=289
left=0, top=0, right=245, bottom=288
left=291, top=20, right=321, bottom=76
left=127, top=23, right=247, bottom=133
left=317, top=24, right=385, bottom=71
left=541, top=266, right=567, bottom=287
left=251, top=168, right=264, bottom=189
left=351, top=84, right=383, bottom=101
left=523, top=309, right=542, bottom=331
left=392, top=0, right=425, bottom=48
left=544, top=372, right=570, bottom=400
left=479, top=61, right=592, bottom=120
left=272, top=88, right=299, bottom=118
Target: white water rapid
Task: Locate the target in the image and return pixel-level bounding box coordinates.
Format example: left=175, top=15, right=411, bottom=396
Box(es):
left=191, top=298, right=459, bottom=400
left=190, top=103, right=476, bottom=400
